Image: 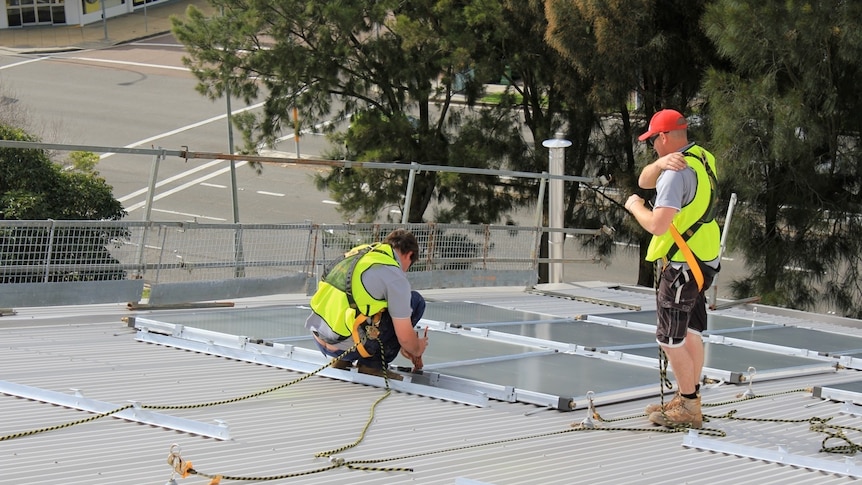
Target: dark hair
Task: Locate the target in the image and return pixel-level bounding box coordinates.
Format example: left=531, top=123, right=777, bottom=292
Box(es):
left=385, top=229, right=419, bottom=263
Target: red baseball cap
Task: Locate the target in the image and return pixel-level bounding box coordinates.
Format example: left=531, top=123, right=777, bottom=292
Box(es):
left=638, top=109, right=688, bottom=141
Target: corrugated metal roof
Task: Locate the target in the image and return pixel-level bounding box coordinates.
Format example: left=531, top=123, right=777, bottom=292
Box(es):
left=3, top=284, right=862, bottom=484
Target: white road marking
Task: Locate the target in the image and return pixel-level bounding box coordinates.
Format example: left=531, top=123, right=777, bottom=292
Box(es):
left=128, top=42, right=185, bottom=48
left=0, top=57, right=46, bottom=70
left=150, top=208, right=227, bottom=221
left=200, top=183, right=227, bottom=189
left=98, top=76, right=345, bottom=216
left=117, top=159, right=223, bottom=202
left=66, top=56, right=190, bottom=71
left=101, top=101, right=265, bottom=160
left=256, top=191, right=285, bottom=197
left=124, top=160, right=248, bottom=212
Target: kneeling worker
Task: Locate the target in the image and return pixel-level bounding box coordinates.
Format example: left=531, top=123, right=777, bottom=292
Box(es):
left=306, top=228, right=428, bottom=380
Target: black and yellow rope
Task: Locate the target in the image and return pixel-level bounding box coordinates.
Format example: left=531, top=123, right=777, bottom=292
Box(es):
left=8, top=326, right=862, bottom=483
left=166, top=418, right=708, bottom=484
left=0, top=403, right=134, bottom=442
left=0, top=341, right=367, bottom=442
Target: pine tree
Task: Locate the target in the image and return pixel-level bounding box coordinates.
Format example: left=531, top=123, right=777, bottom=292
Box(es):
left=702, top=0, right=862, bottom=316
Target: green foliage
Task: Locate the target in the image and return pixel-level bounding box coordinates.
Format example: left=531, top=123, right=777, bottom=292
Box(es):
left=0, top=123, right=128, bottom=283
left=702, top=0, right=862, bottom=317
left=0, top=125, right=124, bottom=221
left=67, top=151, right=99, bottom=173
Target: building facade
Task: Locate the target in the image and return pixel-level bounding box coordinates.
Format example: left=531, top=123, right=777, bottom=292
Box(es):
left=3, top=0, right=166, bottom=29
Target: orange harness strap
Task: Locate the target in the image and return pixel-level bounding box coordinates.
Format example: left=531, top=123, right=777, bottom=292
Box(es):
left=668, top=224, right=705, bottom=291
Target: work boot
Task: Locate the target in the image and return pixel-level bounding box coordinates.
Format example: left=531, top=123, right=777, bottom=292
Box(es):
left=330, top=359, right=353, bottom=370
left=649, top=395, right=702, bottom=428
left=357, top=364, right=403, bottom=381
left=644, top=392, right=685, bottom=415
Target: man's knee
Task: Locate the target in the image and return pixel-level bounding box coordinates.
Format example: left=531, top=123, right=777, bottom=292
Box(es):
left=410, top=291, right=426, bottom=324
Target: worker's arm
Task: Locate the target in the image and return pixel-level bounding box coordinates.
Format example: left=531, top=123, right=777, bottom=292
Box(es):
left=393, top=317, right=427, bottom=356
left=639, top=153, right=687, bottom=189
left=625, top=195, right=678, bottom=236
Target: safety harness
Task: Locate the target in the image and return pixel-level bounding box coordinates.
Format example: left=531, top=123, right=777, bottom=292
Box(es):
left=324, top=244, right=390, bottom=358
left=663, top=150, right=720, bottom=291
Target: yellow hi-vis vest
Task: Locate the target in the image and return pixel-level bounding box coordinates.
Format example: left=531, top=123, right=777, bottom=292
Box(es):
left=645, top=145, right=720, bottom=263
left=310, top=243, right=400, bottom=339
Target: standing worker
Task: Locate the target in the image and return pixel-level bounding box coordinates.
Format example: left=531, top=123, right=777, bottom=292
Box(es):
left=624, top=109, right=721, bottom=428
left=306, top=228, right=428, bottom=381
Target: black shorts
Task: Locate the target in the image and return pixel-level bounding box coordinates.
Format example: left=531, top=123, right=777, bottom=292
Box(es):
left=655, top=266, right=712, bottom=346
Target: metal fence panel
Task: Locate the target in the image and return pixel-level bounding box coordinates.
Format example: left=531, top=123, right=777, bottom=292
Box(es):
left=0, top=220, right=136, bottom=283
left=131, top=222, right=316, bottom=283
left=0, top=221, right=541, bottom=308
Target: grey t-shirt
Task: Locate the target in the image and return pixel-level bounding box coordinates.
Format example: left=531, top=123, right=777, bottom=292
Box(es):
left=654, top=167, right=696, bottom=211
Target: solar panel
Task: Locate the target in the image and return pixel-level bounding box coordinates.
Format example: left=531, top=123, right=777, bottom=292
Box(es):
left=130, top=301, right=840, bottom=411
left=423, top=301, right=560, bottom=325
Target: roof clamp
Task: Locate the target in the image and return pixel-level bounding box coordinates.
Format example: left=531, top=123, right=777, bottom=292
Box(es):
left=578, top=391, right=598, bottom=429
left=165, top=443, right=183, bottom=485
left=165, top=443, right=194, bottom=484
left=740, top=366, right=757, bottom=399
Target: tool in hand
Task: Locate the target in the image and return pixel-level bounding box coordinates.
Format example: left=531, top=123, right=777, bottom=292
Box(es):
left=411, top=327, right=428, bottom=373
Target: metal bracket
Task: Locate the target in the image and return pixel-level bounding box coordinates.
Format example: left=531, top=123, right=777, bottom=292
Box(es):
left=0, top=381, right=230, bottom=440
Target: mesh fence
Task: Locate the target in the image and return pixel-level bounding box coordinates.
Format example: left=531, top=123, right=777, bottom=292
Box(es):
left=129, top=222, right=318, bottom=283
left=0, top=220, right=540, bottom=286
left=0, top=221, right=135, bottom=283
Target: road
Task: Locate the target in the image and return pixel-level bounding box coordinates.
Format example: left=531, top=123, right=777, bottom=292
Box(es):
left=0, top=33, right=345, bottom=224
left=0, top=35, right=751, bottom=299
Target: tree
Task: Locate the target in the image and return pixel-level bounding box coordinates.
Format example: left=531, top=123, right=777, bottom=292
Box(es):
left=0, top=124, right=127, bottom=282
left=174, top=0, right=519, bottom=222
left=701, top=0, right=862, bottom=317
left=0, top=126, right=124, bottom=220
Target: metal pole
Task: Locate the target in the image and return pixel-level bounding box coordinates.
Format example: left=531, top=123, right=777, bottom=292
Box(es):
left=142, top=150, right=162, bottom=223
left=101, top=0, right=108, bottom=40
left=542, top=133, right=572, bottom=284
left=44, top=220, right=56, bottom=283
left=710, top=192, right=738, bottom=309
left=401, top=162, right=418, bottom=224
left=529, top=175, right=548, bottom=287
left=226, top=79, right=245, bottom=277
left=534, top=176, right=547, bottom=229
left=135, top=149, right=163, bottom=278
left=221, top=6, right=244, bottom=278
left=294, top=107, right=300, bottom=158
left=226, top=90, right=239, bottom=223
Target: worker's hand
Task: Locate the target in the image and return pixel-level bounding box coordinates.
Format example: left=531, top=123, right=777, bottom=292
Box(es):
left=656, top=152, right=687, bottom=172
left=402, top=327, right=429, bottom=372
left=400, top=348, right=425, bottom=372
left=411, top=354, right=424, bottom=372
left=625, top=194, right=644, bottom=212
